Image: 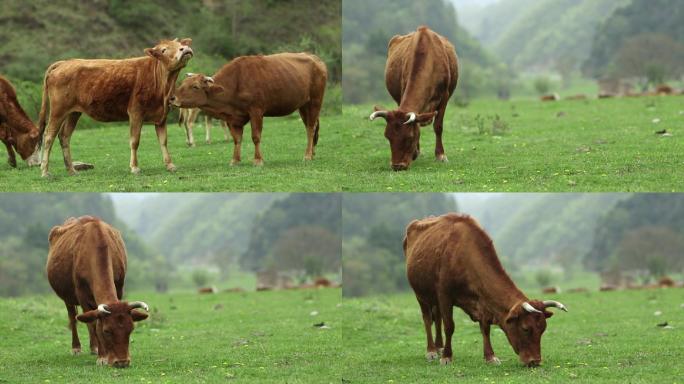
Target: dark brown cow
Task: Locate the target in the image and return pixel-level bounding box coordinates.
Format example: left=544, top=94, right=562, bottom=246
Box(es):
left=0, top=76, right=40, bottom=167
left=169, top=52, right=327, bottom=165
left=404, top=214, right=567, bottom=367
left=369, top=26, right=458, bottom=171
left=46, top=216, right=149, bottom=368
left=540, top=94, right=560, bottom=102
left=38, top=38, right=193, bottom=177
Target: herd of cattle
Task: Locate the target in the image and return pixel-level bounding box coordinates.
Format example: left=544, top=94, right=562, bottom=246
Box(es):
left=0, top=38, right=328, bottom=176
left=541, top=84, right=684, bottom=102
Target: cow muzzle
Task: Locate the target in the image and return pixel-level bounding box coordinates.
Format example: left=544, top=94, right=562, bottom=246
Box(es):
left=391, top=163, right=408, bottom=171
left=168, top=96, right=180, bottom=107
left=112, top=359, right=130, bottom=368
left=523, top=357, right=541, bottom=367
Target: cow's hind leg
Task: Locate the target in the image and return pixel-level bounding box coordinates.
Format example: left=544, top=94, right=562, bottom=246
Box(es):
left=480, top=321, right=500, bottom=364
left=417, top=299, right=439, bottom=361
left=59, top=112, right=81, bottom=175
left=204, top=116, right=211, bottom=144
left=433, top=98, right=449, bottom=162
left=433, top=305, right=444, bottom=353
left=40, top=109, right=69, bottom=178
left=155, top=122, right=176, bottom=172
left=437, top=293, right=455, bottom=365
left=227, top=123, right=244, bottom=166
left=298, top=102, right=320, bottom=161
left=249, top=113, right=264, bottom=166
left=184, top=118, right=195, bottom=147
left=221, top=120, right=229, bottom=142
left=66, top=303, right=81, bottom=355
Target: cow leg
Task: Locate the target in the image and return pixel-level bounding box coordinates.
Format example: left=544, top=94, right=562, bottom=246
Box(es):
left=228, top=123, right=243, bottom=166
left=418, top=300, right=439, bottom=361
left=480, top=321, right=500, bottom=364
left=433, top=99, right=448, bottom=162
left=205, top=116, right=211, bottom=144
left=66, top=303, right=81, bottom=355
left=221, top=120, right=229, bottom=142
left=299, top=103, right=321, bottom=160
left=86, top=322, right=98, bottom=355
left=40, top=110, right=68, bottom=178
left=128, top=115, right=143, bottom=174
left=433, top=305, right=444, bottom=353
left=438, top=294, right=455, bottom=365
left=249, top=113, right=264, bottom=166
left=155, top=122, right=176, bottom=172
left=59, top=112, right=81, bottom=175
left=4, top=140, right=16, bottom=168
left=184, top=118, right=195, bottom=147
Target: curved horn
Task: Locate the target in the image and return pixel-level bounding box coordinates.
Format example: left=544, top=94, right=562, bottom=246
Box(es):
left=204, top=76, right=215, bottom=83
left=128, top=301, right=149, bottom=312
left=522, top=302, right=542, bottom=314
left=403, top=112, right=417, bottom=125
left=543, top=300, right=568, bottom=312
left=97, top=304, right=111, bottom=314
left=185, top=72, right=196, bottom=78
left=369, top=111, right=388, bottom=121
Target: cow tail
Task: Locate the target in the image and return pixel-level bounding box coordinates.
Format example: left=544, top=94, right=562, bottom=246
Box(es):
left=37, top=66, right=51, bottom=149
left=313, top=119, right=320, bottom=146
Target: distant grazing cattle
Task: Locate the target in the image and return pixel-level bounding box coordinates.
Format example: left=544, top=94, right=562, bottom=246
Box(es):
left=178, top=107, right=228, bottom=147
left=656, top=84, right=674, bottom=95
left=598, top=93, right=615, bottom=99
left=542, top=286, right=560, bottom=294
left=369, top=26, right=458, bottom=171
left=658, top=276, right=675, bottom=288
left=46, top=216, right=149, bottom=368
left=567, top=287, right=588, bottom=293
left=0, top=75, right=40, bottom=167
left=404, top=214, right=567, bottom=367
left=38, top=38, right=193, bottom=177
left=599, top=284, right=617, bottom=291
left=169, top=52, right=327, bottom=166
left=540, top=94, right=559, bottom=102
left=314, top=277, right=332, bottom=287
left=198, top=287, right=217, bottom=294
left=224, top=287, right=245, bottom=293
left=565, top=94, right=587, bottom=101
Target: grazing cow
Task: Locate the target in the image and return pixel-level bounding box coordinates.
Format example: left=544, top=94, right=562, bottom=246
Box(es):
left=197, top=286, right=217, bottom=294
left=404, top=214, right=567, bottom=367
left=46, top=216, right=149, bottom=368
left=369, top=26, right=458, bottom=171
left=178, top=107, right=228, bottom=147
left=656, top=84, right=674, bottom=95
left=542, top=286, right=560, bottom=294
left=599, top=284, right=618, bottom=291
left=38, top=38, right=193, bottom=177
left=540, top=94, right=559, bottom=102
left=567, top=287, right=588, bottom=293
left=566, top=94, right=587, bottom=101
left=314, top=277, right=332, bottom=288
left=0, top=76, right=41, bottom=167
left=169, top=52, right=327, bottom=166
left=658, top=276, right=675, bottom=288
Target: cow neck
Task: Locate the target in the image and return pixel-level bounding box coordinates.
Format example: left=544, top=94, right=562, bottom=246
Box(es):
left=149, top=58, right=180, bottom=119
left=470, top=252, right=528, bottom=322
left=6, top=99, right=37, bottom=134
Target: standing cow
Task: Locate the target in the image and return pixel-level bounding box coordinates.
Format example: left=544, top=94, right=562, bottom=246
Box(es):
left=370, top=26, right=458, bottom=171
left=178, top=107, right=229, bottom=147
left=0, top=75, right=41, bottom=167
left=404, top=214, right=567, bottom=367
left=46, top=216, right=149, bottom=368
left=169, top=52, right=327, bottom=166
left=38, top=38, right=193, bottom=177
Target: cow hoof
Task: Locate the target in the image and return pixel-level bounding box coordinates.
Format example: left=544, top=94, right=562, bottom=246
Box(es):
left=67, top=169, right=79, bottom=176
left=167, top=164, right=177, bottom=172
left=425, top=351, right=439, bottom=361
left=436, top=154, right=448, bottom=162
left=206, top=140, right=211, bottom=144
left=131, top=167, right=141, bottom=175
left=8, top=158, right=17, bottom=168
left=253, top=159, right=264, bottom=167
left=187, top=142, right=195, bottom=148
left=486, top=357, right=501, bottom=365
left=303, top=155, right=313, bottom=161
left=71, top=347, right=81, bottom=355
left=96, top=357, right=107, bottom=366
left=440, top=357, right=452, bottom=365
left=230, top=159, right=241, bottom=166
left=90, top=348, right=98, bottom=355
left=41, top=172, right=52, bottom=179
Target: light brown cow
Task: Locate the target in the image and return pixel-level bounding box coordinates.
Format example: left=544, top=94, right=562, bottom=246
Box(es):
left=169, top=52, right=327, bottom=166
left=38, top=38, right=193, bottom=177
left=404, top=214, right=567, bottom=367
left=0, top=75, right=40, bottom=167
left=540, top=94, right=559, bottom=102
left=46, top=216, right=149, bottom=368
left=178, top=107, right=228, bottom=147
left=369, top=26, right=458, bottom=171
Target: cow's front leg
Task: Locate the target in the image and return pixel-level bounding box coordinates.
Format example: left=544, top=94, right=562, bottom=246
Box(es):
left=480, top=321, right=500, bottom=364
left=65, top=303, right=81, bottom=355
left=249, top=113, right=264, bottom=166
left=155, top=122, right=176, bottom=172
left=433, top=99, right=448, bottom=162
left=3, top=140, right=16, bottom=168
left=228, top=123, right=244, bottom=166
left=128, top=115, right=143, bottom=174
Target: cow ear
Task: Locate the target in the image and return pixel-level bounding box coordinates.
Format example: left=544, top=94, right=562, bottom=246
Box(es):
left=373, top=105, right=386, bottom=112
left=543, top=311, right=554, bottom=319
left=145, top=48, right=162, bottom=60
left=130, top=310, right=149, bottom=322
left=416, top=111, right=437, bottom=125
left=180, top=38, right=192, bottom=46
left=76, top=310, right=100, bottom=323
left=208, top=84, right=225, bottom=96
left=504, top=304, right=523, bottom=324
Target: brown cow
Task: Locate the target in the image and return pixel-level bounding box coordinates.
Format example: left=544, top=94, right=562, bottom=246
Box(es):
left=369, top=26, right=458, bottom=171
left=540, top=94, right=559, bottom=102
left=404, top=214, right=567, bottom=367
left=46, top=216, right=149, bottom=368
left=169, top=52, right=327, bottom=166
left=38, top=38, right=193, bottom=177
left=178, top=107, right=229, bottom=147
left=0, top=76, right=41, bottom=167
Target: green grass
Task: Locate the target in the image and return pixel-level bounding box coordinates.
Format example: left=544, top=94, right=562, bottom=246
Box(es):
left=341, top=288, right=684, bottom=383
left=0, top=288, right=341, bottom=383
left=341, top=96, right=684, bottom=192
left=0, top=113, right=346, bottom=192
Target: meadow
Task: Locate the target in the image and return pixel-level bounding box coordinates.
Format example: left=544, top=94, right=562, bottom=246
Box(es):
left=2, top=96, right=684, bottom=192
left=0, top=288, right=341, bottom=383
left=340, top=288, right=684, bottom=383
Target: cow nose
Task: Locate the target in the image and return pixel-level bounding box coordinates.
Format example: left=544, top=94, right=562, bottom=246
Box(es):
left=525, top=359, right=541, bottom=367
left=112, top=360, right=130, bottom=368
left=391, top=163, right=408, bottom=171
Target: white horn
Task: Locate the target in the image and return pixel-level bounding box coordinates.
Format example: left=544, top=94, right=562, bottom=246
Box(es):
left=543, top=300, right=568, bottom=312
left=205, top=76, right=215, bottom=83
left=403, top=112, right=417, bottom=125
left=522, top=302, right=542, bottom=314
left=185, top=72, right=196, bottom=78
left=128, top=301, right=149, bottom=312
left=97, top=304, right=111, bottom=314
left=369, top=111, right=388, bottom=121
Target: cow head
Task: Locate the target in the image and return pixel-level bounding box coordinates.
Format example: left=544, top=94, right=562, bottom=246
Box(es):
left=169, top=74, right=224, bottom=108
left=500, top=300, right=567, bottom=367
left=0, top=105, right=40, bottom=162
left=77, top=301, right=149, bottom=368
left=145, top=38, right=193, bottom=72
left=369, top=106, right=436, bottom=171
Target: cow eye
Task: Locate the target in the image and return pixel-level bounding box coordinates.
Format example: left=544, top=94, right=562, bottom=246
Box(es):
left=161, top=48, right=167, bottom=54
left=192, top=85, right=200, bottom=90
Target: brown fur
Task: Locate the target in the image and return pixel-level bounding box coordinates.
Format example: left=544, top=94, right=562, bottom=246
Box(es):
left=314, top=277, right=332, bottom=287
left=540, top=94, right=559, bottom=102
left=46, top=216, right=148, bottom=367
left=658, top=276, right=675, bottom=288
left=371, top=26, right=458, bottom=171
left=170, top=52, right=327, bottom=165
left=0, top=76, right=40, bottom=167
left=404, top=214, right=561, bottom=366
left=656, top=84, right=674, bottom=95
left=38, top=38, right=193, bottom=177
left=542, top=286, right=559, bottom=294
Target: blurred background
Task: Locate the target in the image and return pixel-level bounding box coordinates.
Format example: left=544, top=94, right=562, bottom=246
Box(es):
left=343, top=193, right=684, bottom=297
left=0, top=0, right=342, bottom=128
left=343, top=0, right=684, bottom=104
left=0, top=193, right=341, bottom=297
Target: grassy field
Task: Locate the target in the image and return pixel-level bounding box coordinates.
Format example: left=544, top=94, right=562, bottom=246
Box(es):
left=341, top=288, right=684, bottom=383
left=0, top=288, right=341, bottom=383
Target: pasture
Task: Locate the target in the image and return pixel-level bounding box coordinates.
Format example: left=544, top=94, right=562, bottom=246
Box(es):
left=0, top=288, right=341, bottom=383
left=340, top=288, right=684, bottom=383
